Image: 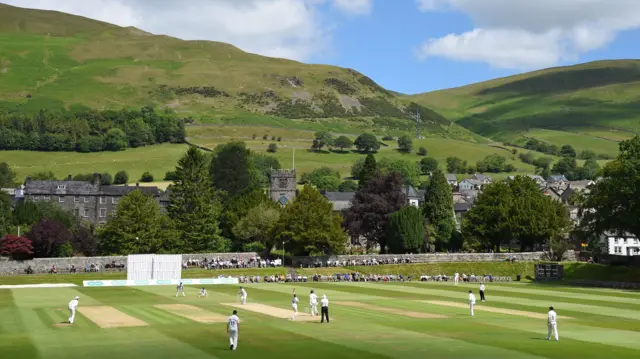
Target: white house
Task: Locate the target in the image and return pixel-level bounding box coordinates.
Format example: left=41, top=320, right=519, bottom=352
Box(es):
left=602, top=232, right=640, bottom=256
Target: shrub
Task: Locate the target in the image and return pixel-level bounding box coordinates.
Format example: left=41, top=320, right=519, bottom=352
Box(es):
left=252, top=134, right=257, bottom=139
left=382, top=135, right=394, bottom=141
left=114, top=170, right=129, bottom=185
left=164, top=171, right=178, bottom=181
left=267, top=143, right=278, bottom=153
left=140, top=172, right=154, bottom=182
left=0, top=234, right=33, bottom=260
left=277, top=137, right=282, bottom=142
left=100, top=172, right=113, bottom=185
left=263, top=134, right=269, bottom=140
left=417, top=147, right=427, bottom=156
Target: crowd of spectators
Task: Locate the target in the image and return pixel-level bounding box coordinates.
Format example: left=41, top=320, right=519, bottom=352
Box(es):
left=302, top=257, right=413, bottom=268
left=184, top=256, right=282, bottom=270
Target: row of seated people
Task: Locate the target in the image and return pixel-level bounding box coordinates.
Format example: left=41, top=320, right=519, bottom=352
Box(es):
left=303, top=257, right=413, bottom=268
left=183, top=257, right=282, bottom=269
left=25, top=261, right=125, bottom=274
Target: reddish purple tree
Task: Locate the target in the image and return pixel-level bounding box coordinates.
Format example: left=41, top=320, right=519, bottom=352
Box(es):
left=0, top=234, right=34, bottom=260
left=27, top=218, right=72, bottom=258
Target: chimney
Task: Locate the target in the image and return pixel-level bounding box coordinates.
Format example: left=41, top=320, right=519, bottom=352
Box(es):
left=136, top=182, right=139, bottom=187
left=67, top=174, right=72, bottom=181
left=92, top=173, right=101, bottom=186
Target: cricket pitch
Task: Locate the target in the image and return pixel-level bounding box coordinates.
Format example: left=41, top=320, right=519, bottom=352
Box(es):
left=222, top=303, right=319, bottom=321
left=422, top=301, right=573, bottom=319
left=335, top=301, right=447, bottom=319
left=155, top=304, right=227, bottom=323
left=78, top=306, right=150, bottom=328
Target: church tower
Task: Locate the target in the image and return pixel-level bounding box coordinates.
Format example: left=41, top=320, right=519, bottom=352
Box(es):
left=269, top=169, right=297, bottom=206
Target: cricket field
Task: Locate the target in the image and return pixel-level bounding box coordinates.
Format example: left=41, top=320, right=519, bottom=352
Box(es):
left=1, top=278, right=639, bottom=359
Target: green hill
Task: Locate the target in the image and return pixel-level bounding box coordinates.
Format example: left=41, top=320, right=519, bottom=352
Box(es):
left=408, top=60, right=640, bottom=156
left=0, top=3, right=458, bottom=137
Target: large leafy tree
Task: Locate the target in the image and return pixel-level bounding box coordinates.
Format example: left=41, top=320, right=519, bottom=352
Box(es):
left=378, top=158, right=421, bottom=187
left=0, top=234, right=33, bottom=260
left=220, top=187, right=273, bottom=247
left=70, top=223, right=98, bottom=257
left=580, top=136, right=640, bottom=238
left=312, top=131, right=334, bottom=151
left=210, top=142, right=255, bottom=198
left=168, top=146, right=225, bottom=253
left=464, top=176, right=571, bottom=251
left=272, top=184, right=346, bottom=256
left=344, top=172, right=406, bottom=252
left=27, top=218, right=72, bottom=258
left=354, top=133, right=380, bottom=153
left=99, top=190, right=177, bottom=255
left=386, top=206, right=424, bottom=254
left=422, top=169, right=455, bottom=250
left=358, top=154, right=377, bottom=189
left=0, top=162, right=16, bottom=187
left=397, top=135, right=413, bottom=153
left=333, top=136, right=353, bottom=152
left=251, top=153, right=281, bottom=187
left=233, top=202, right=280, bottom=253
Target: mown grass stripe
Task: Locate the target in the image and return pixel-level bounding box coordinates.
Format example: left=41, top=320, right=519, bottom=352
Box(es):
left=121, top=306, right=187, bottom=326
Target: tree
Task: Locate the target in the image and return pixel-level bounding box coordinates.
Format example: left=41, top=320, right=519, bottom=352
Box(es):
left=127, top=118, right=154, bottom=148
left=140, top=172, right=154, bottom=182
left=446, top=157, right=467, bottom=174
left=233, top=202, right=280, bottom=252
left=267, top=143, right=278, bottom=153
left=27, top=218, right=72, bottom=258
left=480, top=154, right=508, bottom=173
left=99, top=190, right=177, bottom=254
left=417, top=147, right=427, bottom=156
left=300, top=167, right=340, bottom=186
left=312, top=131, right=334, bottom=151
left=386, top=206, right=424, bottom=254
left=164, top=171, right=178, bottom=181
left=358, top=154, right=377, bottom=189
left=251, top=153, right=281, bottom=188
left=0, top=162, right=16, bottom=187
left=354, top=133, right=380, bottom=153
left=532, top=157, right=553, bottom=171
left=378, top=158, right=420, bottom=187
left=580, top=136, right=640, bottom=239
left=114, top=170, right=129, bottom=185
left=580, top=158, right=601, bottom=180
left=168, top=147, right=226, bottom=253
left=272, top=184, right=345, bottom=256
left=397, top=135, right=413, bottom=153
left=578, top=150, right=597, bottom=160
left=344, top=172, right=407, bottom=252
left=100, top=172, right=113, bottom=185
left=560, top=145, right=577, bottom=158
left=0, top=197, right=11, bottom=237
left=70, top=223, right=98, bottom=257
left=30, top=171, right=56, bottom=180
left=552, top=157, right=577, bottom=176
left=104, top=128, right=128, bottom=151
left=333, top=136, right=353, bottom=152
left=0, top=234, right=33, bottom=260
left=338, top=180, right=358, bottom=192
left=210, top=142, right=254, bottom=197
left=422, top=169, right=455, bottom=250
left=220, top=187, right=274, bottom=246
left=419, top=157, right=439, bottom=174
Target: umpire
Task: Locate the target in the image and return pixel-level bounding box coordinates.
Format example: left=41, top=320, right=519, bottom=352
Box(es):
left=320, top=294, right=330, bottom=323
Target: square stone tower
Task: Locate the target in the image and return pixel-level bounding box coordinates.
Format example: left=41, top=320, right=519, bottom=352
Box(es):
left=270, top=169, right=297, bottom=206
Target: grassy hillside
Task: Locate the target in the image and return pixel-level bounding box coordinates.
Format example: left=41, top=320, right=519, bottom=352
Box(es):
left=408, top=60, right=640, bottom=155
left=0, top=3, right=456, bottom=138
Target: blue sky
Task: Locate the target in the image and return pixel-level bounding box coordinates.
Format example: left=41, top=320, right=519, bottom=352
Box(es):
left=6, top=0, right=640, bottom=94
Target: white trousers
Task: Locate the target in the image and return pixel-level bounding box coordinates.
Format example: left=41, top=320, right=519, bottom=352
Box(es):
left=68, top=307, right=76, bottom=323
left=229, top=330, right=238, bottom=349
left=455, top=277, right=459, bottom=284
left=241, top=295, right=247, bottom=305
left=469, top=303, right=475, bottom=316
left=310, top=302, right=318, bottom=316
left=291, top=304, right=298, bottom=319
left=547, top=323, right=558, bottom=341
left=176, top=289, right=185, bottom=297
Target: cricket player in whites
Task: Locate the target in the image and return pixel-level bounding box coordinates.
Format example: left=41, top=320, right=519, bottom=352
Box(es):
left=291, top=290, right=299, bottom=320
left=198, top=287, right=208, bottom=298
left=227, top=310, right=240, bottom=350
left=546, top=306, right=559, bottom=341
left=68, top=296, right=79, bottom=324
left=454, top=272, right=460, bottom=285
left=309, top=290, right=318, bottom=316
left=238, top=287, right=247, bottom=305
left=176, top=281, right=185, bottom=297
left=468, top=290, right=476, bottom=316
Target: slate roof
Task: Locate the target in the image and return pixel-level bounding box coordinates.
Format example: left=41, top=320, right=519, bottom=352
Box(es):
left=322, top=191, right=354, bottom=211
left=454, top=202, right=471, bottom=212
left=569, top=180, right=594, bottom=188
left=445, top=174, right=458, bottom=182
left=547, top=175, right=568, bottom=183
left=24, top=180, right=160, bottom=196
left=402, top=185, right=420, bottom=199
left=472, top=173, right=492, bottom=182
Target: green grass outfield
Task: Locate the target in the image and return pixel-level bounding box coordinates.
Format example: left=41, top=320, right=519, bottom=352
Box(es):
left=1, top=277, right=639, bottom=359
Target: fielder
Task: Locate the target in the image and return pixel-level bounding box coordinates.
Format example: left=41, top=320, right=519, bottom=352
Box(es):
left=291, top=292, right=299, bottom=320
left=238, top=287, right=247, bottom=305
left=454, top=272, right=460, bottom=285
left=227, top=309, right=240, bottom=350
left=198, top=287, right=208, bottom=298
left=479, top=283, right=486, bottom=302
left=176, top=281, right=185, bottom=297
left=68, top=296, right=79, bottom=324
left=546, top=306, right=559, bottom=341
left=309, top=290, right=318, bottom=316
left=468, top=290, right=476, bottom=317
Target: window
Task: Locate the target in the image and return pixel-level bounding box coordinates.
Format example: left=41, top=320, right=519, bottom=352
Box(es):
left=82, top=207, right=89, bottom=218
left=99, top=208, right=107, bottom=218
left=58, top=196, right=64, bottom=203
left=614, top=238, right=619, bottom=244
left=614, top=247, right=622, bottom=254
left=74, top=196, right=80, bottom=203
left=100, top=197, right=106, bottom=204
left=57, top=185, right=66, bottom=190
left=43, top=196, right=50, bottom=202
left=111, top=210, right=117, bottom=217
left=84, top=196, right=89, bottom=203
left=112, top=197, right=119, bottom=204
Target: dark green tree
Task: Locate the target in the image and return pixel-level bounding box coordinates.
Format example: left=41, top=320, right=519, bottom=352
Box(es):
left=267, top=143, right=278, bottom=153
left=272, top=184, right=346, bottom=256
left=560, top=145, right=577, bottom=158
left=386, top=206, right=424, bottom=254
left=220, top=187, right=274, bottom=246
left=333, top=136, right=353, bottom=152
left=397, top=135, right=413, bottom=153
left=417, top=147, right=427, bottom=156
left=446, top=157, right=467, bottom=174
left=552, top=157, right=577, bottom=175
left=233, top=202, right=280, bottom=253
left=168, top=147, right=226, bottom=253
left=358, top=154, right=377, bottom=189
left=354, top=133, right=380, bottom=153
left=210, top=142, right=255, bottom=197
left=114, top=170, right=129, bottom=185
left=0, top=162, right=16, bottom=187
left=300, top=167, right=340, bottom=186
left=378, top=158, right=420, bottom=187
left=104, top=128, right=128, bottom=151
left=338, top=180, right=358, bottom=192
left=422, top=169, right=455, bottom=250
left=419, top=157, right=439, bottom=174
left=251, top=153, right=281, bottom=188
left=140, top=172, right=154, bottom=182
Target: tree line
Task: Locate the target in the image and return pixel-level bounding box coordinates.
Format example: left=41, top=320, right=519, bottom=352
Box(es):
left=0, top=107, right=185, bottom=152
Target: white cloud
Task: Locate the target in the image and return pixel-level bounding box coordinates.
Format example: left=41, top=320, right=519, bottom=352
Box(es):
left=332, top=0, right=373, bottom=15
left=416, top=0, right=640, bottom=69
left=4, top=0, right=371, bottom=61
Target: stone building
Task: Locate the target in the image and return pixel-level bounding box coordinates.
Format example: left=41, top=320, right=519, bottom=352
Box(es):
left=269, top=169, right=297, bottom=206
left=23, top=173, right=163, bottom=224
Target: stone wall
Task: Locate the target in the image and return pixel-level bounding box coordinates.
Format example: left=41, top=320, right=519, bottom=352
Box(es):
left=292, top=251, right=576, bottom=267
left=0, top=252, right=259, bottom=276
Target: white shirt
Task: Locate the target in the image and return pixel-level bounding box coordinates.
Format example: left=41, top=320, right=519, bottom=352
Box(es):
left=240, top=288, right=246, bottom=296
left=468, top=293, right=476, bottom=304
left=228, top=314, right=240, bottom=331
left=479, top=284, right=485, bottom=291
left=455, top=273, right=459, bottom=278
left=292, top=297, right=299, bottom=305
left=310, top=293, right=318, bottom=304
left=321, top=298, right=329, bottom=307
left=548, top=310, right=557, bottom=324
left=69, top=299, right=78, bottom=309
left=200, top=289, right=207, bottom=294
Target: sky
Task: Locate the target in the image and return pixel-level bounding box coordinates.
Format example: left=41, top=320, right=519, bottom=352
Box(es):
left=4, top=0, right=640, bottom=94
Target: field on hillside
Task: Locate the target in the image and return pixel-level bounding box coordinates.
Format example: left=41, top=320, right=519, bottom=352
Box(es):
left=1, top=277, right=639, bottom=359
